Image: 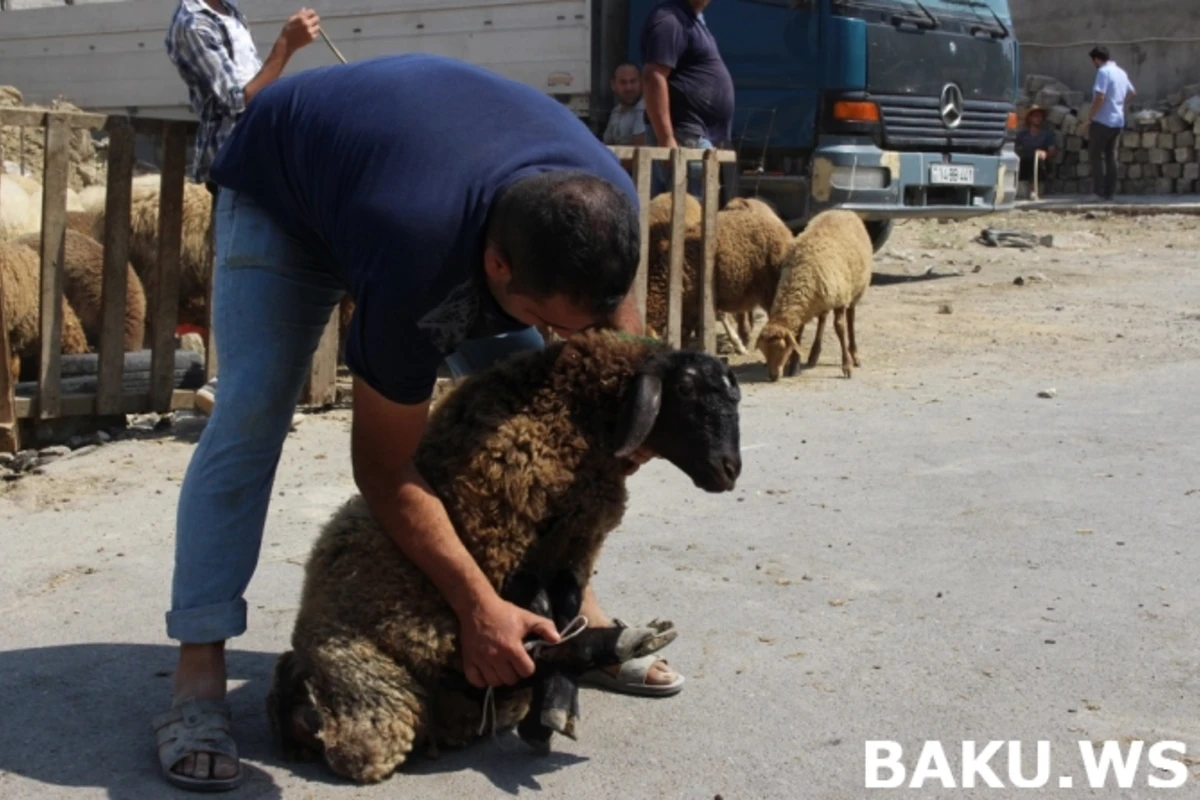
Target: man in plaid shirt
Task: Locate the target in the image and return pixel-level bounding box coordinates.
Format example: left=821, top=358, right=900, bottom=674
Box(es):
left=166, top=0, right=321, bottom=192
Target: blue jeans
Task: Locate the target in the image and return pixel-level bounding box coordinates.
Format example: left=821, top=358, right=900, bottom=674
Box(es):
left=166, top=189, right=544, bottom=643
left=644, top=124, right=713, bottom=199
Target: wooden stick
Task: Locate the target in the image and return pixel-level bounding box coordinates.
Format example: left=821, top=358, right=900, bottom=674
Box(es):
left=150, top=122, right=186, bottom=412
left=96, top=116, right=135, bottom=416
left=36, top=113, right=72, bottom=420
left=631, top=148, right=653, bottom=326
left=666, top=148, right=688, bottom=349
left=0, top=136, right=18, bottom=452
left=698, top=149, right=721, bottom=355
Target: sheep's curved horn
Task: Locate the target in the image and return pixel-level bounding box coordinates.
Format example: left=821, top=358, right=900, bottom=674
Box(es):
left=614, top=369, right=664, bottom=459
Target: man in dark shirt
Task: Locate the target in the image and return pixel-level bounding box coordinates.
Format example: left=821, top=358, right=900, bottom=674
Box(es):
left=152, top=53, right=674, bottom=792
left=640, top=0, right=735, bottom=196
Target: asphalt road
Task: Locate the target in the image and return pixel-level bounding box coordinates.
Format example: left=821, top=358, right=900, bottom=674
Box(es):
left=2, top=335, right=1197, bottom=800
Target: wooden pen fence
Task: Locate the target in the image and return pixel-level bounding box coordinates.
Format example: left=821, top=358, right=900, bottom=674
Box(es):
left=0, top=106, right=734, bottom=453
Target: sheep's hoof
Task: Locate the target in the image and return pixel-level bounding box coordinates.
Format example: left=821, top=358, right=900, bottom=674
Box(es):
left=842, top=366, right=853, bottom=379
left=853, top=355, right=862, bottom=367
left=614, top=624, right=678, bottom=661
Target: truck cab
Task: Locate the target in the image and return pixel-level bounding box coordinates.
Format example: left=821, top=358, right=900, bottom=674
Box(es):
left=625, top=0, right=1020, bottom=248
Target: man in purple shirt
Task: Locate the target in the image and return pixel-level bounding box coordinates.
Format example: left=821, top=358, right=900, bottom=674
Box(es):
left=640, top=0, right=735, bottom=196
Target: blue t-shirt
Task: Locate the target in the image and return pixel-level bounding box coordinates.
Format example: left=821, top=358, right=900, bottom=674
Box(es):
left=209, top=54, right=638, bottom=405
left=640, top=0, right=735, bottom=144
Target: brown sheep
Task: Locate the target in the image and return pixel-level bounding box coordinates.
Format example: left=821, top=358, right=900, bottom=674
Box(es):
left=66, top=210, right=98, bottom=238
left=17, top=229, right=147, bottom=352
left=266, top=330, right=743, bottom=783
left=91, top=181, right=212, bottom=342
left=645, top=196, right=794, bottom=353
left=644, top=192, right=702, bottom=340
left=1, top=241, right=91, bottom=382
left=756, top=209, right=873, bottom=381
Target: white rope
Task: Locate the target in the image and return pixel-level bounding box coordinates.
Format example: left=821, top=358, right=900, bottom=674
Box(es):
left=477, top=615, right=590, bottom=738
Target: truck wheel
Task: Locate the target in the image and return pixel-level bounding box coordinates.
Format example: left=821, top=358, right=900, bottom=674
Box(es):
left=865, top=220, right=894, bottom=253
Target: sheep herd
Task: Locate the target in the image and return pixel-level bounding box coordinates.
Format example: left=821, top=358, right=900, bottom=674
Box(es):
left=1, top=172, right=217, bottom=381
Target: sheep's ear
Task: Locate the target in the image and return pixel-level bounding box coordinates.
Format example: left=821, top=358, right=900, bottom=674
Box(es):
left=614, top=366, right=664, bottom=459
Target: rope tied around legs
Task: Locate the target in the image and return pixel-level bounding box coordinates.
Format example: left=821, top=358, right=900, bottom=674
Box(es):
left=477, top=615, right=590, bottom=738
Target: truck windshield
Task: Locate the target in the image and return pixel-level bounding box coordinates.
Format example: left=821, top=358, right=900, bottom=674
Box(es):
left=833, top=0, right=1011, bottom=36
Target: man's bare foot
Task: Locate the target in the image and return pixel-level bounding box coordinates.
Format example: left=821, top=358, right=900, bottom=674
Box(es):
left=579, top=586, right=679, bottom=687
left=168, top=642, right=239, bottom=782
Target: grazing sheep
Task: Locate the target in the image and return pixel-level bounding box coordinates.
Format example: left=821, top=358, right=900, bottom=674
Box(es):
left=267, top=329, right=743, bottom=783
left=645, top=195, right=794, bottom=354
left=17, top=229, right=147, bottom=351
left=755, top=209, right=873, bottom=381
left=91, top=180, right=212, bottom=341
left=1, top=240, right=91, bottom=381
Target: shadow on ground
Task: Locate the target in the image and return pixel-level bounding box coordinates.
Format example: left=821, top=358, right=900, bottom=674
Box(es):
left=870, top=270, right=964, bottom=287
left=0, top=643, right=586, bottom=798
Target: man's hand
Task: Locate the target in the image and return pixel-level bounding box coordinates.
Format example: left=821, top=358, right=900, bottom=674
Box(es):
left=279, top=7, right=320, bottom=54
left=460, top=595, right=561, bottom=687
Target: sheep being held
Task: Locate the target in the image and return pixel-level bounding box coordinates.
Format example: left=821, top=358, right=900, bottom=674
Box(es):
left=267, top=329, right=743, bottom=784
left=756, top=209, right=872, bottom=381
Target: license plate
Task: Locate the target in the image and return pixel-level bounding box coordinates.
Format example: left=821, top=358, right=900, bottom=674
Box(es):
left=930, top=164, right=975, bottom=185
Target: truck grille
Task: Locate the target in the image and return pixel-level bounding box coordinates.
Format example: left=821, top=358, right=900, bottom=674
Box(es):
left=874, top=94, right=1011, bottom=152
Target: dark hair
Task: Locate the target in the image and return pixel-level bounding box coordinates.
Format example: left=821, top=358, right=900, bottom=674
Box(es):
left=487, top=170, right=640, bottom=316
left=1089, top=45, right=1110, bottom=62
left=613, top=61, right=640, bottom=77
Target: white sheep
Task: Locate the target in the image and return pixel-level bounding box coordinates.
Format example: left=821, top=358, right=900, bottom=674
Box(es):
left=755, top=209, right=873, bottom=381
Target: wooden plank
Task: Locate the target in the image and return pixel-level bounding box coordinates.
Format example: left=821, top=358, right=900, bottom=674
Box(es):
left=0, top=136, right=17, bottom=452
left=631, top=148, right=653, bottom=326
left=302, top=311, right=340, bottom=407
left=666, top=148, right=688, bottom=349
left=609, top=145, right=737, bottom=164
left=37, top=113, right=72, bottom=420
left=131, top=116, right=199, bottom=139
left=16, top=389, right=196, bottom=419
left=698, top=149, right=721, bottom=355
left=149, top=122, right=186, bottom=412
left=95, top=116, right=136, bottom=416
left=0, top=107, right=108, bottom=130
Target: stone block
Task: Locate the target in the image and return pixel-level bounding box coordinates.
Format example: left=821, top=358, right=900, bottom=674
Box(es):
left=1164, top=115, right=1189, bottom=134
left=1127, top=164, right=1144, bottom=180
left=1149, top=148, right=1172, bottom=165
left=1116, top=164, right=1128, bottom=179
left=1178, top=180, right=1197, bottom=194
left=1121, top=131, right=1141, bottom=148
left=1060, top=115, right=1080, bottom=136
left=1158, top=133, right=1176, bottom=149
left=1184, top=162, right=1200, bottom=181
left=1156, top=178, right=1176, bottom=194
left=1120, top=149, right=1135, bottom=163
left=1177, top=131, right=1196, bottom=149
left=1141, top=132, right=1159, bottom=148
left=1077, top=162, right=1092, bottom=179
left=1175, top=147, right=1196, bottom=163
left=1065, top=135, right=1084, bottom=152
left=1163, top=163, right=1184, bottom=179
left=1064, top=151, right=1080, bottom=165
left=1145, top=164, right=1162, bottom=179
left=1134, top=149, right=1150, bottom=163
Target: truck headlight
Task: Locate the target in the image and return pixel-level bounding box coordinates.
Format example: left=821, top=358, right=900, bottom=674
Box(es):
left=831, top=166, right=890, bottom=191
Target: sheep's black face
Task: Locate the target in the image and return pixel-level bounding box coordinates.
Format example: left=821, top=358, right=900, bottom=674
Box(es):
left=614, top=351, right=742, bottom=492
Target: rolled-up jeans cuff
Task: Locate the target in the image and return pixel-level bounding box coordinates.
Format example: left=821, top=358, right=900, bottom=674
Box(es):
left=166, top=599, right=248, bottom=644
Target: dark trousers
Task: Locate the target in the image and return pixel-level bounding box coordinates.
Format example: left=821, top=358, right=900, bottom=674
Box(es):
left=1018, top=157, right=1048, bottom=185
left=1088, top=122, right=1120, bottom=199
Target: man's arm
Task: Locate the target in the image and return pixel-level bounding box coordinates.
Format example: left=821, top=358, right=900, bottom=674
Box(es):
left=350, top=376, right=559, bottom=688
left=642, top=64, right=676, bottom=148
left=640, top=14, right=686, bottom=148
left=172, top=8, right=319, bottom=115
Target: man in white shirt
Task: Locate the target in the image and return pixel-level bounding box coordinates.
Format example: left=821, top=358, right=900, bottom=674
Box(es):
left=1080, top=45, right=1135, bottom=201
left=602, top=62, right=647, bottom=147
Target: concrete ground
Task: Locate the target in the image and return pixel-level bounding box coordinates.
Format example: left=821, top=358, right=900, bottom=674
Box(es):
left=2, top=210, right=1199, bottom=799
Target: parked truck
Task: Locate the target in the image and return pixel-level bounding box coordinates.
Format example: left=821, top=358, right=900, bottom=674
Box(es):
left=1, top=0, right=1020, bottom=249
